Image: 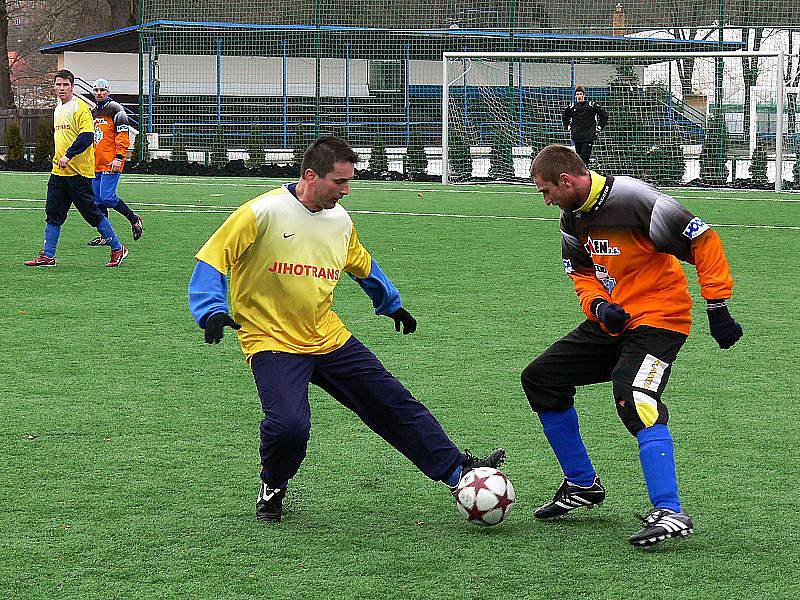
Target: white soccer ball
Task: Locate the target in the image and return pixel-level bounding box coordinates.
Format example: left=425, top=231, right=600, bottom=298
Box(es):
left=454, top=467, right=515, bottom=526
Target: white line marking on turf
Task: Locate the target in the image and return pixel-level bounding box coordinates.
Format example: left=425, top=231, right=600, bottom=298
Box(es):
left=0, top=206, right=235, bottom=214
left=2, top=173, right=799, bottom=201
left=2, top=200, right=799, bottom=230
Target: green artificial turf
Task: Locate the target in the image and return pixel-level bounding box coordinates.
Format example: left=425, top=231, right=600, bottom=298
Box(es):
left=2, top=172, right=799, bottom=598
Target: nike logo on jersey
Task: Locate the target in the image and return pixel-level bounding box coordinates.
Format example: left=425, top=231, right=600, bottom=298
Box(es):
left=283, top=233, right=295, bottom=238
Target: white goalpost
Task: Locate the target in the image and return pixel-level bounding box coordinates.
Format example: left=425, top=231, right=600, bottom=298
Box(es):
left=442, top=51, right=789, bottom=192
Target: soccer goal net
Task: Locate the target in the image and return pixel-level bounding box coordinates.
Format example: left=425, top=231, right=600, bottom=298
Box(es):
left=442, top=51, right=790, bottom=190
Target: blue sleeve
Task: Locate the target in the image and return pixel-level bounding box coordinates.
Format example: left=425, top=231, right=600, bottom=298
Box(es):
left=65, top=132, right=94, bottom=158
left=189, top=260, right=230, bottom=327
left=349, top=258, right=402, bottom=316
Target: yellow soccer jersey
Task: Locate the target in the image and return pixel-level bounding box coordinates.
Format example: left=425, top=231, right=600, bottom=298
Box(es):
left=195, top=186, right=373, bottom=357
left=52, top=97, right=95, bottom=178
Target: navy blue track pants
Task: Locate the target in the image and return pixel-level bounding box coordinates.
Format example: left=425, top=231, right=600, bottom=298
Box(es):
left=46, top=174, right=104, bottom=227
left=250, top=335, right=464, bottom=488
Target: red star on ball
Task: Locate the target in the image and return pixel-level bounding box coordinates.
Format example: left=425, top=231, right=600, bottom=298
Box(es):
left=470, top=474, right=493, bottom=493
left=494, top=488, right=514, bottom=511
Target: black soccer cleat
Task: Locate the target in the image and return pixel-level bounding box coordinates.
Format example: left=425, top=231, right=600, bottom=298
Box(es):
left=534, top=476, right=606, bottom=519
left=256, top=483, right=286, bottom=523
left=462, top=448, right=506, bottom=472
left=450, top=448, right=506, bottom=494
left=629, top=508, right=694, bottom=548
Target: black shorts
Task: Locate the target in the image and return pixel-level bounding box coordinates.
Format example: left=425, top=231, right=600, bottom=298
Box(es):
left=521, top=320, right=687, bottom=436
left=46, top=174, right=104, bottom=228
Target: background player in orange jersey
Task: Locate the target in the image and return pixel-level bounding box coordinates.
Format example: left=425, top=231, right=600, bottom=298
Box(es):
left=523, top=144, right=742, bottom=547
left=87, top=78, right=142, bottom=246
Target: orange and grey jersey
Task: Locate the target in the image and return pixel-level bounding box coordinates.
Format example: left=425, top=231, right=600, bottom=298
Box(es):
left=92, top=100, right=130, bottom=172
left=560, top=172, right=734, bottom=335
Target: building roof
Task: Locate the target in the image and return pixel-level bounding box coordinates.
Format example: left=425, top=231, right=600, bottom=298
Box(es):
left=39, top=25, right=140, bottom=54
left=40, top=20, right=743, bottom=58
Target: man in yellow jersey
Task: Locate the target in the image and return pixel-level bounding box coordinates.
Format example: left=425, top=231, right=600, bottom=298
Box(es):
left=189, top=137, right=504, bottom=522
left=24, top=70, right=128, bottom=267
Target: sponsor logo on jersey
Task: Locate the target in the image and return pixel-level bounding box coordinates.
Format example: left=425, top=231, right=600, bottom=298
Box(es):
left=594, top=264, right=616, bottom=294
left=116, top=125, right=129, bottom=133
left=585, top=236, right=621, bottom=256
left=589, top=176, right=613, bottom=212
left=563, top=259, right=574, bottom=274
left=268, top=261, right=340, bottom=280
left=633, top=354, right=670, bottom=391
left=682, top=217, right=710, bottom=240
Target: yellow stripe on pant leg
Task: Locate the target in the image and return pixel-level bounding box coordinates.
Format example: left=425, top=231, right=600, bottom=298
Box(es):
left=632, top=390, right=659, bottom=427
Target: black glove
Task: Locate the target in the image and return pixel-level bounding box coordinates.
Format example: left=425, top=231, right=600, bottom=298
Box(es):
left=204, top=311, right=241, bottom=344
left=707, top=300, right=743, bottom=349
left=594, top=300, right=631, bottom=334
left=388, top=307, right=417, bottom=335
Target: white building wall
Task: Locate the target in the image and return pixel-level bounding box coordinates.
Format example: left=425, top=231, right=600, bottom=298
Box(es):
left=64, top=51, right=639, bottom=97
left=427, top=59, right=638, bottom=87
left=63, top=51, right=139, bottom=94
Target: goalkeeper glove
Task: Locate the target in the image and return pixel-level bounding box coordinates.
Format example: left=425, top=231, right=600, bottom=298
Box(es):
left=593, top=300, right=630, bottom=334
left=707, top=300, right=743, bottom=349
left=388, top=307, right=417, bottom=335
left=204, top=311, right=241, bottom=344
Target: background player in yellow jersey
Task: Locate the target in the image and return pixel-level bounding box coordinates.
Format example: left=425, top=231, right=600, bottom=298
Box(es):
left=189, top=137, right=504, bottom=522
left=24, top=70, right=128, bottom=267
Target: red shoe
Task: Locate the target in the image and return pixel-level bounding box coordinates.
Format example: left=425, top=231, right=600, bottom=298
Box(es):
left=131, top=215, right=143, bottom=241
left=106, top=245, right=129, bottom=267
left=24, top=251, right=56, bottom=267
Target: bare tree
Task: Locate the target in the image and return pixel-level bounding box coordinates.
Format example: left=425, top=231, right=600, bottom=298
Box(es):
left=660, top=2, right=717, bottom=96
left=108, top=0, right=137, bottom=28
left=1, top=0, right=16, bottom=109
left=4, top=0, right=140, bottom=109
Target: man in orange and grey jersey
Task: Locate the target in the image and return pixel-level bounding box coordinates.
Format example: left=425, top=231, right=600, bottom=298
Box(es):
left=522, top=144, right=743, bottom=547
left=87, top=78, right=142, bottom=246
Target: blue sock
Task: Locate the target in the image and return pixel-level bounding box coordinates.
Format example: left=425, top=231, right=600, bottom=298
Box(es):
left=637, top=424, right=681, bottom=512
left=445, top=465, right=462, bottom=487
left=539, top=408, right=596, bottom=486
left=44, top=223, right=60, bottom=257
left=96, top=217, right=121, bottom=250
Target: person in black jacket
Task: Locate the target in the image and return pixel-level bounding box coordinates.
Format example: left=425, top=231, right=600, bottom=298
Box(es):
left=561, top=86, right=609, bottom=166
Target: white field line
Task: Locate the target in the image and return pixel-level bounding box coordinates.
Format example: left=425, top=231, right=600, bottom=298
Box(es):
left=2, top=198, right=799, bottom=230
left=2, top=173, right=799, bottom=201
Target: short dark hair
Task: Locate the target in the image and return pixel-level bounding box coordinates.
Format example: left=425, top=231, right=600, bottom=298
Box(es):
left=530, top=144, right=588, bottom=184
left=575, top=85, right=585, bottom=94
left=301, top=136, right=359, bottom=177
left=54, top=69, right=75, bottom=84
